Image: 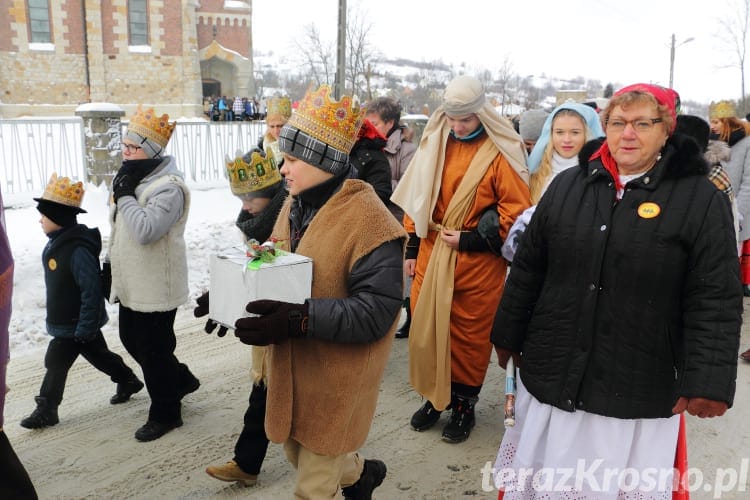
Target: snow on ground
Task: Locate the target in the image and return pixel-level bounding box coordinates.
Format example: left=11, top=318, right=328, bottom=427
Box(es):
left=4, top=181, right=243, bottom=355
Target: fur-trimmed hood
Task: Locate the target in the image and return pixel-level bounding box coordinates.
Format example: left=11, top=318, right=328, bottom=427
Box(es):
left=578, top=133, right=709, bottom=180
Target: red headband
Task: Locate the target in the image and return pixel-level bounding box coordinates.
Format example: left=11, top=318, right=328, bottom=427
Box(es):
left=614, top=83, right=680, bottom=133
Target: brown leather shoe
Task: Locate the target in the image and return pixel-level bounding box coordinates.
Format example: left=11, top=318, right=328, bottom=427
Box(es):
left=206, top=460, right=257, bottom=486
left=740, top=348, right=750, bottom=361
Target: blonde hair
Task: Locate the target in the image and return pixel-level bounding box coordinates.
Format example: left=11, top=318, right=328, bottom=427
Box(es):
left=529, top=109, right=590, bottom=203
left=263, top=115, right=288, bottom=143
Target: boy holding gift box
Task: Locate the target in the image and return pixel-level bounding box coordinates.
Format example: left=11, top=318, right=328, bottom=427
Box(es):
left=200, top=148, right=288, bottom=486
left=232, top=84, right=407, bottom=499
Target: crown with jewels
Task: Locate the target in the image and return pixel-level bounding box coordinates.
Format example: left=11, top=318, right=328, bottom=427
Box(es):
left=36, top=173, right=85, bottom=209
left=287, top=84, right=364, bottom=154
left=709, top=100, right=737, bottom=120
left=127, top=105, right=176, bottom=147
left=266, top=96, right=292, bottom=120
left=225, top=149, right=282, bottom=197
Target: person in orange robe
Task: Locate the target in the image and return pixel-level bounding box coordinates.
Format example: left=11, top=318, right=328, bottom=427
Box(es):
left=391, top=75, right=531, bottom=443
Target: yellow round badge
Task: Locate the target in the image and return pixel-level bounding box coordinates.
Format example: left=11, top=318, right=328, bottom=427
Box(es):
left=637, top=202, right=661, bottom=219
left=48, top=258, right=57, bottom=271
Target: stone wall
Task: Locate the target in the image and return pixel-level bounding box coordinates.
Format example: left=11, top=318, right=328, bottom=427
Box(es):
left=0, top=0, right=211, bottom=118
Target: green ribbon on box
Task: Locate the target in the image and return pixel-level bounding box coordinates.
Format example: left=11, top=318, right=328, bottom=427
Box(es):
left=245, top=249, right=288, bottom=271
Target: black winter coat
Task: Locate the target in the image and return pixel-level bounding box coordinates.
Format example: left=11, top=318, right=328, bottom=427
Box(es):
left=492, top=134, right=742, bottom=419
left=350, top=136, right=392, bottom=205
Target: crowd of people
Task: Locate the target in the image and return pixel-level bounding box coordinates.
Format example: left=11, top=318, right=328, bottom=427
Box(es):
left=2, top=76, right=748, bottom=499
left=203, top=95, right=265, bottom=122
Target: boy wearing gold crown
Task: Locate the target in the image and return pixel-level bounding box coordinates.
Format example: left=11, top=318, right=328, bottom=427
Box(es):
left=20, top=174, right=143, bottom=430
left=231, top=84, right=407, bottom=499
left=107, top=106, right=199, bottom=442
left=198, top=148, right=287, bottom=486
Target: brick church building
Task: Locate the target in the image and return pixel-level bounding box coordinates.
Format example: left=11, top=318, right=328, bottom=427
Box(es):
left=0, top=0, right=255, bottom=118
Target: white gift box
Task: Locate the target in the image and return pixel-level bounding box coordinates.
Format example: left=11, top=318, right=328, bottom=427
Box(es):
left=209, top=247, right=313, bottom=328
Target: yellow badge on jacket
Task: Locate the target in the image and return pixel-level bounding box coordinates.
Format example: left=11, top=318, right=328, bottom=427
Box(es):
left=637, top=202, right=661, bottom=219
left=48, top=258, right=57, bottom=271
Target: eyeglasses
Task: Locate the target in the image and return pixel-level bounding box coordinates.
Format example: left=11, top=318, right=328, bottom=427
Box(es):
left=606, top=118, right=663, bottom=133
left=121, top=143, right=143, bottom=154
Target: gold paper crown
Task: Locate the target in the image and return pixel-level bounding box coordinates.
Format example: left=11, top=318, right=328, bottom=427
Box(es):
left=225, top=149, right=282, bottom=197
left=287, top=84, right=364, bottom=154
left=266, top=96, right=292, bottom=120
left=127, top=105, right=176, bottom=147
left=37, top=173, right=85, bottom=209
left=709, top=100, right=737, bottom=120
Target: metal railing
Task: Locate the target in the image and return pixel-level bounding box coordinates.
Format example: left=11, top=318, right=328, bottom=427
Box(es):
left=0, top=118, right=267, bottom=195
left=0, top=118, right=85, bottom=195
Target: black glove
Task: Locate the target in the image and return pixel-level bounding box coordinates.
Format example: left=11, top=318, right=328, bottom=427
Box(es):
left=475, top=207, right=504, bottom=255
left=112, top=174, right=138, bottom=203
left=204, top=319, right=228, bottom=338
left=101, top=262, right=112, bottom=303
left=405, top=232, right=420, bottom=260
left=193, top=292, right=228, bottom=337
left=234, top=299, right=308, bottom=346
left=112, top=164, right=149, bottom=203
left=194, top=291, right=210, bottom=317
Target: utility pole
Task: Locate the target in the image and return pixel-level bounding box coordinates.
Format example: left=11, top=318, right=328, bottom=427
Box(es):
left=669, top=33, right=676, bottom=89
left=669, top=33, right=694, bottom=89
left=248, top=0, right=256, bottom=98
left=334, top=0, right=346, bottom=99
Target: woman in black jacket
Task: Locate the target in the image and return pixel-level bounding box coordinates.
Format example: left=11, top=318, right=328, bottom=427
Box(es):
left=490, top=84, right=742, bottom=498
left=349, top=118, right=392, bottom=205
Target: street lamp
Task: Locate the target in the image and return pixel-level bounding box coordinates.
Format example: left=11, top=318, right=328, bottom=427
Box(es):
left=669, top=33, right=695, bottom=89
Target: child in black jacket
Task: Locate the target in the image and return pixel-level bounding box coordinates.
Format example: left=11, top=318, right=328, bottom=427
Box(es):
left=20, top=174, right=142, bottom=429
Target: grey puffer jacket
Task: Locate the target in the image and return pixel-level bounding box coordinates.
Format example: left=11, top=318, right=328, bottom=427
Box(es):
left=723, top=134, right=750, bottom=240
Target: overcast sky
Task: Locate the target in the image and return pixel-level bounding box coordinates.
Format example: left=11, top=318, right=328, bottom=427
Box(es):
left=252, top=0, right=743, bottom=105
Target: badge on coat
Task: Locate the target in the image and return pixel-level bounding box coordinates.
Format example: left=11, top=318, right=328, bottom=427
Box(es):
left=47, top=258, right=57, bottom=271
left=637, top=202, right=661, bottom=219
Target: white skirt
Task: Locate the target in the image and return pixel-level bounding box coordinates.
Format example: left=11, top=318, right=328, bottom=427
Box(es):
left=493, top=372, right=679, bottom=500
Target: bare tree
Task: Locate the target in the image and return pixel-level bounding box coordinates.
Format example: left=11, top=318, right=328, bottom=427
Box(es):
left=496, top=55, right=514, bottom=114
left=345, top=6, right=379, bottom=99
left=716, top=0, right=750, bottom=106
left=293, top=24, right=334, bottom=86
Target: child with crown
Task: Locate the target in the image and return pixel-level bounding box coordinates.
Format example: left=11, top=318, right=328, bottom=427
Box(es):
left=106, top=105, right=200, bottom=442
left=197, top=148, right=287, bottom=487
left=258, top=96, right=292, bottom=165
left=230, top=84, right=407, bottom=498
left=20, top=174, right=143, bottom=431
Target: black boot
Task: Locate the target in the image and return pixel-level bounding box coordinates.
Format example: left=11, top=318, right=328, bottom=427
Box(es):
left=744, top=285, right=750, bottom=297
left=410, top=400, right=443, bottom=431
left=341, top=459, right=387, bottom=499
left=110, top=376, right=145, bottom=404
left=20, top=396, right=59, bottom=429
left=395, top=297, right=411, bottom=339
left=441, top=394, right=477, bottom=443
